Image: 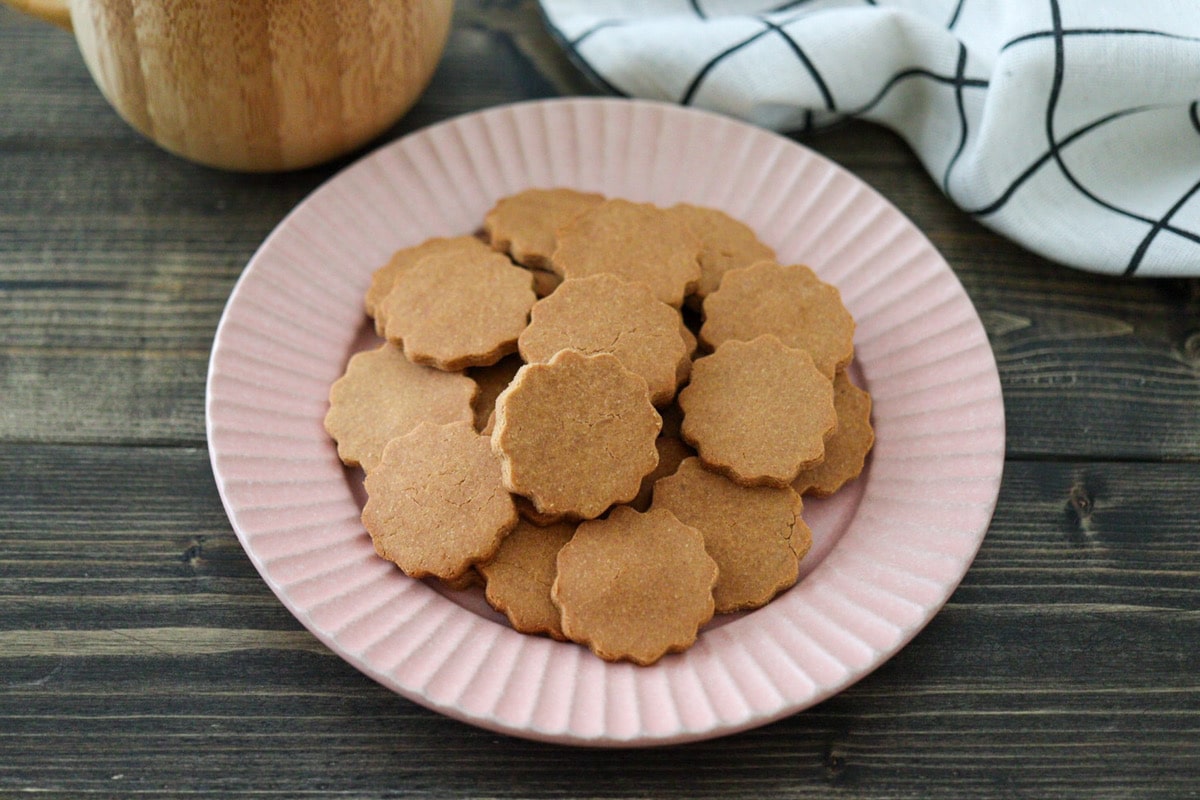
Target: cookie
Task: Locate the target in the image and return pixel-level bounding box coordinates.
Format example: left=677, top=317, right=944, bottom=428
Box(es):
left=480, top=410, right=498, bottom=437
left=676, top=321, right=696, bottom=386
left=439, top=569, right=483, bottom=592
left=666, top=203, right=775, bottom=306
left=679, top=334, right=837, bottom=487
left=551, top=506, right=718, bottom=666
left=628, top=434, right=693, bottom=513
left=361, top=421, right=517, bottom=581
left=484, top=187, right=605, bottom=270
left=700, top=260, right=855, bottom=378
left=468, top=354, right=524, bottom=433
left=529, top=267, right=564, bottom=298
left=658, top=400, right=685, bottom=440
left=652, top=457, right=811, bottom=613
left=793, top=370, right=874, bottom=496
left=518, top=274, right=690, bottom=405
left=478, top=518, right=576, bottom=640
left=323, top=343, right=477, bottom=472
left=492, top=349, right=661, bottom=519
left=513, top=494, right=576, bottom=527
left=550, top=199, right=701, bottom=307
left=366, top=235, right=491, bottom=334
left=378, top=248, right=536, bottom=370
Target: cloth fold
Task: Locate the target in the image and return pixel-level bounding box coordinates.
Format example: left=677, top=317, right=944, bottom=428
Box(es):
left=539, top=0, right=1200, bottom=277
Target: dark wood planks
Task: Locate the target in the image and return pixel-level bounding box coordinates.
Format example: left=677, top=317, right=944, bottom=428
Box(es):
left=2, top=445, right=1197, bottom=797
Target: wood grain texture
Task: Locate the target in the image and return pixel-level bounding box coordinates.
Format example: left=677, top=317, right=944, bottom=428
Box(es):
left=1, top=447, right=1197, bottom=797
left=2, top=0, right=1198, bottom=796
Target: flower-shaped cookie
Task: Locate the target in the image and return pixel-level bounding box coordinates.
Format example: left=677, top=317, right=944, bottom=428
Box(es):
left=666, top=203, right=776, bottom=305
left=653, top=457, right=811, bottom=612
left=479, top=518, right=577, bottom=640
left=484, top=187, right=605, bottom=269
left=323, top=343, right=476, bottom=472
left=628, top=433, right=693, bottom=512
left=492, top=349, right=661, bottom=519
left=518, top=274, right=690, bottom=405
left=679, top=335, right=837, bottom=487
left=700, top=260, right=855, bottom=378
left=551, top=506, right=718, bottom=665
left=365, top=235, right=492, bottom=334
left=362, top=421, right=517, bottom=581
left=793, top=370, right=875, bottom=496
left=549, top=199, right=701, bottom=307
left=468, top=354, right=524, bottom=433
left=378, top=248, right=536, bottom=370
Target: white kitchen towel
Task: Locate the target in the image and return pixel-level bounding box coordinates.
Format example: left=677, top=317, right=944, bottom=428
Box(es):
left=538, top=0, right=1200, bottom=277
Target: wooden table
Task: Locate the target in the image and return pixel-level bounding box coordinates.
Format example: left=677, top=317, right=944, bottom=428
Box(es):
left=3, top=2, right=1198, bottom=797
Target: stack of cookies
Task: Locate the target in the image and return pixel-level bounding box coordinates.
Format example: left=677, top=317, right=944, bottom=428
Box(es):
left=323, top=189, right=874, bottom=666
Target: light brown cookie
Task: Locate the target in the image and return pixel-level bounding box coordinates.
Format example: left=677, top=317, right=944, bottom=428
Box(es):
left=676, top=321, right=696, bottom=386
left=468, top=354, right=524, bottom=433
left=679, top=335, right=837, bottom=487
left=793, top=370, right=875, bottom=496
left=513, top=494, right=577, bottom=528
left=366, top=235, right=491, bottom=334
left=518, top=274, right=690, bottom=406
left=439, top=568, right=483, bottom=592
left=551, top=506, right=718, bottom=666
left=667, top=203, right=776, bottom=305
left=479, top=518, right=576, bottom=640
left=529, top=267, right=564, bottom=298
left=549, top=199, right=701, bottom=307
left=480, top=410, right=497, bottom=437
left=628, top=434, right=693, bottom=513
left=700, top=261, right=855, bottom=379
left=492, top=349, right=661, bottom=519
left=658, top=400, right=685, bottom=440
left=361, top=421, right=517, bottom=581
left=323, top=343, right=477, bottom=472
left=378, top=248, right=536, bottom=371
left=484, top=187, right=606, bottom=270
left=652, top=457, right=811, bottom=613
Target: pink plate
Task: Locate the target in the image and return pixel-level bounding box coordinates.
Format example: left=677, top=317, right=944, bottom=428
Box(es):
left=206, top=98, right=1005, bottom=746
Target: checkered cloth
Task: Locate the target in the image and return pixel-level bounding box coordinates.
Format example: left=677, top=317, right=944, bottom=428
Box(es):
left=539, top=0, right=1200, bottom=277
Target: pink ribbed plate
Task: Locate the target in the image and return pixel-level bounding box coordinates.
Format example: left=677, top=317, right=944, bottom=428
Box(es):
left=206, top=98, right=1004, bottom=746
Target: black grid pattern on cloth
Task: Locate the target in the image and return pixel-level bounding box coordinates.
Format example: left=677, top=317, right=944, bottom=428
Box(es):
left=540, top=0, right=1200, bottom=275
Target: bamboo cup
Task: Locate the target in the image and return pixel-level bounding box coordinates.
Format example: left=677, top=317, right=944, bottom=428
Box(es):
left=3, top=0, right=454, bottom=171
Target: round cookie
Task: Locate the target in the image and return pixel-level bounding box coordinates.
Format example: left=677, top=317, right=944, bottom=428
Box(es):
left=679, top=335, right=837, bottom=487
left=479, top=518, right=577, bottom=640
left=518, top=274, right=690, bottom=406
left=484, top=187, right=605, bottom=270
left=362, top=421, right=517, bottom=581
left=700, top=260, right=855, bottom=378
left=652, top=457, right=811, bottom=613
left=793, top=370, right=875, bottom=496
left=365, top=235, right=491, bottom=334
left=378, top=248, right=536, bottom=370
left=492, top=349, right=661, bottom=520
left=551, top=506, right=718, bottom=666
left=549, top=199, right=701, bottom=307
left=666, top=203, right=776, bottom=305
left=323, top=343, right=477, bottom=472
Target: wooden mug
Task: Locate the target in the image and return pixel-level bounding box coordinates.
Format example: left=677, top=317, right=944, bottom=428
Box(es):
left=4, top=0, right=454, bottom=171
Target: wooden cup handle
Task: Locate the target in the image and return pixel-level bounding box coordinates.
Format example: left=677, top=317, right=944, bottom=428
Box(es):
left=1, top=0, right=72, bottom=30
